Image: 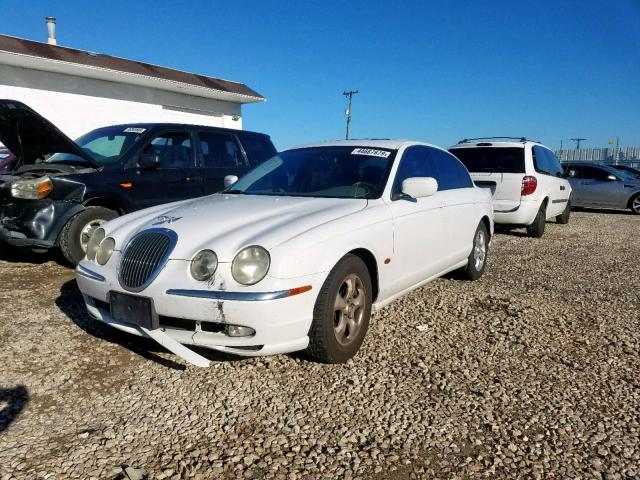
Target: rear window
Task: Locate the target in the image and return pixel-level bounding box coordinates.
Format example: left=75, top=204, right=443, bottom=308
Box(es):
left=450, top=147, right=525, bottom=174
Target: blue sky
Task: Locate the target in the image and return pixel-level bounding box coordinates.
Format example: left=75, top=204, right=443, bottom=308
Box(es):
left=2, top=0, right=639, bottom=150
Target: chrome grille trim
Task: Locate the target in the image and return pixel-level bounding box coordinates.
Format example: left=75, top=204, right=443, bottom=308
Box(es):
left=118, top=228, right=177, bottom=292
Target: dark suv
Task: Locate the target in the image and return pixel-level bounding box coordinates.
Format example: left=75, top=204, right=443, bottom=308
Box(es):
left=0, top=100, right=277, bottom=264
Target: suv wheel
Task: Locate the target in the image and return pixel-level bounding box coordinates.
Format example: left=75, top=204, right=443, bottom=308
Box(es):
left=526, top=203, right=547, bottom=238
left=556, top=201, right=571, bottom=224
left=59, top=206, right=118, bottom=265
left=306, top=254, right=372, bottom=363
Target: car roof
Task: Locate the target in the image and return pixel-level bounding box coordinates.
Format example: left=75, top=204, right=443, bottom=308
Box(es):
left=89, top=123, right=270, bottom=137
left=290, top=139, right=445, bottom=151
left=450, top=139, right=545, bottom=149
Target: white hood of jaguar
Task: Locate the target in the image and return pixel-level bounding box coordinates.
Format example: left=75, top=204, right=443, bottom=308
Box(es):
left=111, top=194, right=368, bottom=261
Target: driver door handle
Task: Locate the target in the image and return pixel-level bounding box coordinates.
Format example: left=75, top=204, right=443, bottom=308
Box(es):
left=183, top=176, right=201, bottom=182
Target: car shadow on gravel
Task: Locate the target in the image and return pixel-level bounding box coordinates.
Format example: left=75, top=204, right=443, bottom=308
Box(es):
left=572, top=206, right=634, bottom=216
left=0, top=384, right=29, bottom=433
left=55, top=280, right=244, bottom=369
left=0, top=244, right=70, bottom=267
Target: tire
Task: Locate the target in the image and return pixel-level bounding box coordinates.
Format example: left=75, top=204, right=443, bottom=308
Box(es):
left=59, top=206, right=118, bottom=265
left=630, top=194, right=640, bottom=215
left=306, top=254, right=373, bottom=363
left=556, top=201, right=571, bottom=224
left=460, top=221, right=489, bottom=281
left=526, top=203, right=547, bottom=238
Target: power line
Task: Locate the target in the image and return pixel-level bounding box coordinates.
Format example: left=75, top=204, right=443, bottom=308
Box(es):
left=343, top=90, right=358, bottom=140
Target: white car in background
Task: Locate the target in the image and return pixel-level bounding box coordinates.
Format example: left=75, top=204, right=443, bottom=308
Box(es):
left=450, top=137, right=571, bottom=238
left=75, top=140, right=493, bottom=366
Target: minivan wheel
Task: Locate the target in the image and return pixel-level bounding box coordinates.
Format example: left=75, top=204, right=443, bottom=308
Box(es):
left=460, top=221, right=489, bottom=281
left=59, top=206, right=118, bottom=265
left=526, top=203, right=547, bottom=238
left=306, top=254, right=372, bottom=364
left=556, top=201, right=571, bottom=224
left=630, top=195, right=640, bottom=215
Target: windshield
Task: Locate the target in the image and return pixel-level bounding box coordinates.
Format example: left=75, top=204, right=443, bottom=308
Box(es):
left=46, top=126, right=147, bottom=166
left=450, top=147, right=525, bottom=173
left=227, top=146, right=396, bottom=199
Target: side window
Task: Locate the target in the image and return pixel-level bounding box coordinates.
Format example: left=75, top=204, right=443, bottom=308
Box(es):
left=544, top=149, right=563, bottom=177
left=566, top=166, right=581, bottom=178
left=428, top=147, right=473, bottom=190
left=583, top=166, right=614, bottom=181
left=532, top=146, right=550, bottom=175
left=241, top=136, right=277, bottom=165
left=147, top=132, right=194, bottom=169
left=393, top=146, right=436, bottom=194
left=198, top=132, right=245, bottom=168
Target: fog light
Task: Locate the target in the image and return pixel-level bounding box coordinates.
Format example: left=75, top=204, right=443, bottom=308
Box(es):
left=225, top=325, right=255, bottom=337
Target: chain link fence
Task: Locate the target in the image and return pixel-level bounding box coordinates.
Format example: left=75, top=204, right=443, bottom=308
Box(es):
left=555, top=147, right=640, bottom=167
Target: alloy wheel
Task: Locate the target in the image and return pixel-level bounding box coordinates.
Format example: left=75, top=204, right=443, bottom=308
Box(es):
left=333, top=273, right=366, bottom=346
left=473, top=230, right=487, bottom=270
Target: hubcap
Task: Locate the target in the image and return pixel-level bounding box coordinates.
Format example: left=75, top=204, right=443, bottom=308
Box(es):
left=473, top=230, right=487, bottom=270
left=633, top=197, right=640, bottom=214
left=79, top=219, right=106, bottom=252
left=333, top=274, right=366, bottom=346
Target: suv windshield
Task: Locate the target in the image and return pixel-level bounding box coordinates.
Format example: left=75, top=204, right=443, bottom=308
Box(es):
left=227, top=146, right=396, bottom=199
left=46, top=126, right=147, bottom=166
left=450, top=147, right=525, bottom=173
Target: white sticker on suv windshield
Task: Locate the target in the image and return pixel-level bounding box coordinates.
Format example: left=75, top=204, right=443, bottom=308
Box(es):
left=124, top=127, right=146, bottom=133
left=351, top=148, right=391, bottom=158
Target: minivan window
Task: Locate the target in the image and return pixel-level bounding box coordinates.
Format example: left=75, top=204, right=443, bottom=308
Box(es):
left=450, top=147, right=525, bottom=174
left=533, top=146, right=564, bottom=177
left=242, top=136, right=278, bottom=165
left=46, top=126, right=146, bottom=165
left=198, top=132, right=244, bottom=168
left=148, top=133, right=194, bottom=168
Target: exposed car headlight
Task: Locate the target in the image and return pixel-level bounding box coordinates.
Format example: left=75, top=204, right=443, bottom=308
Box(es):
left=231, top=246, right=270, bottom=285
left=96, top=237, right=115, bottom=265
left=190, top=250, right=218, bottom=281
left=86, top=228, right=105, bottom=261
left=11, top=176, right=53, bottom=199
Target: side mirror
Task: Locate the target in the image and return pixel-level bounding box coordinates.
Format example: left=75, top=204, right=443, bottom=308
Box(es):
left=606, top=174, right=617, bottom=181
left=401, top=177, right=438, bottom=199
left=224, top=175, right=239, bottom=188
left=138, top=151, right=161, bottom=169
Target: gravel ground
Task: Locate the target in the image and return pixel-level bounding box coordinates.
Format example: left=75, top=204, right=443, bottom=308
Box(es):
left=0, top=209, right=639, bottom=480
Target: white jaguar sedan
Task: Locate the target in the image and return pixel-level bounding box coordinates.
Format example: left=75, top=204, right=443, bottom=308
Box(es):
left=76, top=140, right=493, bottom=366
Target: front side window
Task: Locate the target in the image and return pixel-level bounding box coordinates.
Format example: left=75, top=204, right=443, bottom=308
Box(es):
left=393, top=146, right=436, bottom=194
left=228, top=146, right=396, bottom=199
left=198, top=132, right=244, bottom=168
left=147, top=132, right=194, bottom=169
left=428, top=147, right=473, bottom=190
left=450, top=147, right=525, bottom=174
left=46, top=126, right=146, bottom=165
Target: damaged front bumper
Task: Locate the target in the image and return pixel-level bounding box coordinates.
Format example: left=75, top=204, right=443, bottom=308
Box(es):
left=0, top=198, right=83, bottom=248
left=75, top=259, right=323, bottom=367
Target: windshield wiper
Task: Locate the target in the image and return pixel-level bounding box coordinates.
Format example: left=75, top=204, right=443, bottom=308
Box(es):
left=224, top=189, right=245, bottom=194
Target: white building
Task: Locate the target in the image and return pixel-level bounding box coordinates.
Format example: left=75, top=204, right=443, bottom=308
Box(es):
left=0, top=33, right=265, bottom=141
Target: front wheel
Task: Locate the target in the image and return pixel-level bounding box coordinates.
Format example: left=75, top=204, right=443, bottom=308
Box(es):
left=59, top=206, right=118, bottom=265
left=460, top=222, right=489, bottom=281
left=306, top=254, right=372, bottom=363
left=526, top=203, right=547, bottom=238
left=556, top=201, right=571, bottom=224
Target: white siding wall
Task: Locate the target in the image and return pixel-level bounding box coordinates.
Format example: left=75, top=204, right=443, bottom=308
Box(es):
left=0, top=64, right=243, bottom=140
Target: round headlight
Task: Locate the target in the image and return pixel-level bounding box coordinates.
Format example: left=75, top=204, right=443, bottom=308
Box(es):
left=190, top=250, right=218, bottom=281
left=231, top=246, right=270, bottom=285
left=96, top=237, right=115, bottom=265
left=86, top=227, right=105, bottom=261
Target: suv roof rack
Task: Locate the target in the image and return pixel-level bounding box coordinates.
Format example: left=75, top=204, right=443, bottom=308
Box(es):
left=456, top=136, right=538, bottom=144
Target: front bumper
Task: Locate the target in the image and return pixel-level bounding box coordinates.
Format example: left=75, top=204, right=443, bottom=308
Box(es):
left=0, top=198, right=83, bottom=248
left=75, top=258, right=326, bottom=365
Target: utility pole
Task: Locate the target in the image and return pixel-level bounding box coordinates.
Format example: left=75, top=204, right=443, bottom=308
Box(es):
left=343, top=90, right=358, bottom=140
left=570, top=138, right=586, bottom=150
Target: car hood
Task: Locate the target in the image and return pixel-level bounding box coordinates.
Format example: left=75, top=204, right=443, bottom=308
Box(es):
left=112, top=194, right=368, bottom=261
left=0, top=99, right=96, bottom=167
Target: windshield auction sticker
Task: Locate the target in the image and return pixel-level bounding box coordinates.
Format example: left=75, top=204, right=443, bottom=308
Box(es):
left=124, top=127, right=147, bottom=133
left=351, top=148, right=391, bottom=158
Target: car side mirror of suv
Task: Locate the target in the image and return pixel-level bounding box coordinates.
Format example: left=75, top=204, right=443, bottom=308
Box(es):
left=224, top=175, right=239, bottom=188
left=138, top=151, right=161, bottom=169
left=606, top=174, right=617, bottom=181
